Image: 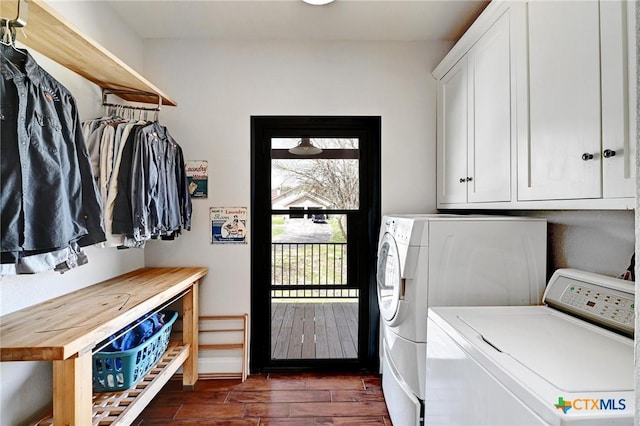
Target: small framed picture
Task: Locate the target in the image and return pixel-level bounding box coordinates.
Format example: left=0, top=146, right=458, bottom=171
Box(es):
left=210, top=207, right=247, bottom=244
left=186, top=160, right=208, bottom=198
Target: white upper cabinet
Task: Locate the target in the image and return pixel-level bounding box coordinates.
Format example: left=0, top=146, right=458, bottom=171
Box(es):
left=467, top=10, right=511, bottom=203
left=437, top=56, right=469, bottom=204
left=600, top=0, right=637, bottom=199
left=518, top=1, right=602, bottom=201
left=518, top=0, right=636, bottom=203
left=437, top=9, right=512, bottom=205
left=434, top=0, right=636, bottom=210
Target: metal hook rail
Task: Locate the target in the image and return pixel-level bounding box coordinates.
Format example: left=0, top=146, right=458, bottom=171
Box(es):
left=102, top=88, right=163, bottom=111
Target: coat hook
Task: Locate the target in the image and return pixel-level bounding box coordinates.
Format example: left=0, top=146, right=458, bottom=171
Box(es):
left=0, top=0, right=28, bottom=31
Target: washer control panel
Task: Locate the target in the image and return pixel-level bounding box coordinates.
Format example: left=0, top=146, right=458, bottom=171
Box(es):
left=543, top=269, right=635, bottom=337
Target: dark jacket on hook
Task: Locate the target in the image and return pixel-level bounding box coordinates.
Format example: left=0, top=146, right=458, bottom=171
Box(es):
left=0, top=44, right=106, bottom=261
left=112, top=123, right=192, bottom=241
left=131, top=123, right=192, bottom=240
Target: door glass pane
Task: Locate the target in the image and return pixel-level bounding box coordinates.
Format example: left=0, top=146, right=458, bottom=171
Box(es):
left=272, top=138, right=359, bottom=150
left=271, top=138, right=360, bottom=210
left=272, top=214, right=350, bottom=298
left=271, top=210, right=358, bottom=359
left=271, top=138, right=360, bottom=361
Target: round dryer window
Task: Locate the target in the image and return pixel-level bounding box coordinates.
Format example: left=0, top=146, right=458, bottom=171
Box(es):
left=377, top=232, right=402, bottom=323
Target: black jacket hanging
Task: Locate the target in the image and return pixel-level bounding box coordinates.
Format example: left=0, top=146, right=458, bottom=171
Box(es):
left=1, top=44, right=105, bottom=264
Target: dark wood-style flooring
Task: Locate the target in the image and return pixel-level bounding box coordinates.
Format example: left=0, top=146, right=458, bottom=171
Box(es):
left=271, top=302, right=358, bottom=360
left=134, top=373, right=391, bottom=425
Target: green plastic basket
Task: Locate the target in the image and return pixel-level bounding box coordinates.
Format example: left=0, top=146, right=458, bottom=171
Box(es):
left=92, top=310, right=178, bottom=392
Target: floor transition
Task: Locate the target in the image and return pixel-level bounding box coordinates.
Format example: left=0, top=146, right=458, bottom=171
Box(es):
left=134, top=372, right=392, bottom=425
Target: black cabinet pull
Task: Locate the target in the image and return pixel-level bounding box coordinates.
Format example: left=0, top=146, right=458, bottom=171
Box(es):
left=582, top=153, right=594, bottom=161
left=603, top=149, right=616, bottom=158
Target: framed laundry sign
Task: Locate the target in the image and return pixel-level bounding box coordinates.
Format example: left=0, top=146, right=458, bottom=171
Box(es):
left=186, top=160, right=208, bottom=198
left=210, top=207, right=247, bottom=244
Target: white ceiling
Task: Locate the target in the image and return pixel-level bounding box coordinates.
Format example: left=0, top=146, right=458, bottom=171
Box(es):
left=108, top=0, right=489, bottom=42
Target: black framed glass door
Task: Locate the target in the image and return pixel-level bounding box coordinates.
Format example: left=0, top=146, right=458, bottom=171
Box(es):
left=251, top=116, right=381, bottom=372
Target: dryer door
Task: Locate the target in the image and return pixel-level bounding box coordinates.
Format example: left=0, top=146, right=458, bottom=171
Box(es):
left=377, top=232, right=404, bottom=324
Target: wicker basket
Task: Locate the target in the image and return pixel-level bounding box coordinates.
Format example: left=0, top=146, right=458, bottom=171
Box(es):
left=92, top=310, right=178, bottom=392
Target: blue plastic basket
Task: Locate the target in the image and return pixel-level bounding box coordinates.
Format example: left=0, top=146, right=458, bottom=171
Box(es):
left=92, top=310, right=178, bottom=392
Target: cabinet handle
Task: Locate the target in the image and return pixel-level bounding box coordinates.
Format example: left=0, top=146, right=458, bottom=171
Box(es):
left=603, top=149, right=616, bottom=158
left=466, top=177, right=473, bottom=182
left=459, top=178, right=466, bottom=183
left=581, top=153, right=594, bottom=161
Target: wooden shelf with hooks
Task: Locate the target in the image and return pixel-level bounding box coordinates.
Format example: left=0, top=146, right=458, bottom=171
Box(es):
left=0, top=0, right=177, bottom=106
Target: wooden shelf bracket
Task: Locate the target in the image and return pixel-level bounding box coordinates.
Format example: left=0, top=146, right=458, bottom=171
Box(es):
left=0, top=0, right=177, bottom=106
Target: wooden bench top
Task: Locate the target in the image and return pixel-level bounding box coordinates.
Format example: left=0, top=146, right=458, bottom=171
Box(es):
left=0, top=267, right=207, bottom=361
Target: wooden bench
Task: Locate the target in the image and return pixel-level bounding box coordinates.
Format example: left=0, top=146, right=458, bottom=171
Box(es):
left=0, top=267, right=207, bottom=425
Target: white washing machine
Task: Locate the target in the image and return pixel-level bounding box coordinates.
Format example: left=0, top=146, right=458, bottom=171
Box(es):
left=376, top=214, right=547, bottom=426
left=425, top=269, right=634, bottom=425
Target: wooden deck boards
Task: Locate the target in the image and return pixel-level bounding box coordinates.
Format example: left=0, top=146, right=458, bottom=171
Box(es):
left=271, top=302, right=358, bottom=360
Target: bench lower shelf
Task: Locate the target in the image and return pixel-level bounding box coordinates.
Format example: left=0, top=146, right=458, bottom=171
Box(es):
left=35, top=341, right=189, bottom=426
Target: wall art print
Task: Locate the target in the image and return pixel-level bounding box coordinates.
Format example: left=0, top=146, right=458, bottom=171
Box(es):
left=210, top=207, right=247, bottom=244
left=186, top=160, right=208, bottom=198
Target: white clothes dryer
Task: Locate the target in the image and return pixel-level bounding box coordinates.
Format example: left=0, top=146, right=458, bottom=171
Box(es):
left=376, top=214, right=547, bottom=426
left=425, top=269, right=634, bottom=425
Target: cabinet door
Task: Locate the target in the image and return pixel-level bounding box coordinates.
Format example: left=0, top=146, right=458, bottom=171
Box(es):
left=437, top=57, right=468, bottom=204
left=601, top=0, right=636, bottom=199
left=467, top=10, right=511, bottom=203
left=518, top=1, right=601, bottom=201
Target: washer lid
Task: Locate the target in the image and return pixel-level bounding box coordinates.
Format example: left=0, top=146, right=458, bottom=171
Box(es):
left=459, top=310, right=634, bottom=392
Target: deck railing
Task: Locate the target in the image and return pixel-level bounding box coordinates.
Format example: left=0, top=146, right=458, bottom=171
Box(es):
left=271, top=242, right=357, bottom=299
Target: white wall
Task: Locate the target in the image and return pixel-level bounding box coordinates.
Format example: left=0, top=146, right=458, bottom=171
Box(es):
left=546, top=211, right=635, bottom=277
left=141, top=39, right=445, bottom=310
left=0, top=3, right=145, bottom=425
left=45, top=0, right=145, bottom=73
left=139, top=38, right=446, bottom=374
left=506, top=210, right=636, bottom=279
